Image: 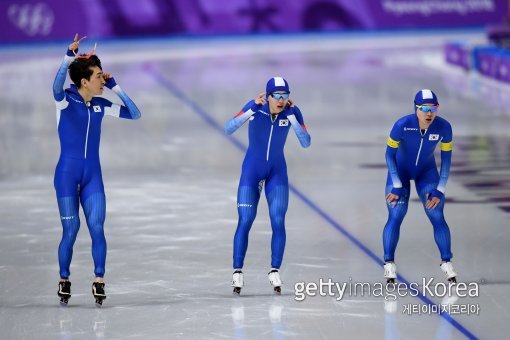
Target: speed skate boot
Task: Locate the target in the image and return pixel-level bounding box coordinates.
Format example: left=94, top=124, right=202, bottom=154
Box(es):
left=58, top=280, right=71, bottom=305
left=268, top=269, right=282, bottom=295
left=440, top=261, right=457, bottom=283
left=92, top=282, right=106, bottom=307
left=384, top=262, right=397, bottom=284
left=232, top=270, right=244, bottom=295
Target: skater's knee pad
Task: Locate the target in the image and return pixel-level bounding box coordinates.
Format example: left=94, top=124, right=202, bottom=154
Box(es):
left=238, top=206, right=257, bottom=226
left=237, top=185, right=259, bottom=225
left=424, top=206, right=445, bottom=223
left=88, top=224, right=106, bottom=243
left=85, top=208, right=105, bottom=229
left=57, top=196, right=80, bottom=239
left=387, top=203, right=408, bottom=222
left=269, top=214, right=285, bottom=231
left=61, top=215, right=80, bottom=241
left=82, top=193, right=106, bottom=238
left=267, top=185, right=288, bottom=230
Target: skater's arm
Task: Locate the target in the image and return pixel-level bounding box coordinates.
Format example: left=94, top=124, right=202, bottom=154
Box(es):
left=287, top=105, right=310, bottom=148
left=224, top=99, right=260, bottom=135
left=53, top=50, right=74, bottom=102
left=432, top=123, right=453, bottom=199
left=425, top=149, right=451, bottom=209
left=385, top=134, right=403, bottom=195
left=385, top=145, right=402, bottom=208
left=385, top=120, right=404, bottom=207
left=386, top=119, right=404, bottom=191
left=103, top=75, right=141, bottom=120
left=437, top=146, right=452, bottom=194
left=53, top=34, right=85, bottom=102
left=425, top=124, right=453, bottom=209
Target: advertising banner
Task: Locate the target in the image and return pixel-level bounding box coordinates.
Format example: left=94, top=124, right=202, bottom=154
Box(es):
left=1, top=0, right=507, bottom=44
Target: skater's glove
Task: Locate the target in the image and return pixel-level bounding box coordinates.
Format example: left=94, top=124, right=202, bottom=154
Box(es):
left=428, top=188, right=444, bottom=201
left=390, top=187, right=404, bottom=197
left=105, top=77, right=118, bottom=90
left=250, top=102, right=262, bottom=113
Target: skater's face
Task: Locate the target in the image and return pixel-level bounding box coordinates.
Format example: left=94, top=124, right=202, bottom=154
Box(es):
left=81, top=66, right=105, bottom=97
left=268, top=91, right=290, bottom=115
left=416, top=104, right=439, bottom=128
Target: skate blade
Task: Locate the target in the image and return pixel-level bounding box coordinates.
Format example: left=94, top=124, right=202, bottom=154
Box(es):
left=273, top=287, right=281, bottom=295
left=233, top=287, right=241, bottom=295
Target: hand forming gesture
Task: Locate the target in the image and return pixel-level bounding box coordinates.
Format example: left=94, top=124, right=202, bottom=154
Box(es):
left=68, top=33, right=87, bottom=53
left=254, top=92, right=266, bottom=106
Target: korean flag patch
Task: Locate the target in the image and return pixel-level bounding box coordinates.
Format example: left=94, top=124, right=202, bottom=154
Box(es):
left=429, top=134, right=439, bottom=141
left=279, top=119, right=289, bottom=127
left=93, top=105, right=102, bottom=113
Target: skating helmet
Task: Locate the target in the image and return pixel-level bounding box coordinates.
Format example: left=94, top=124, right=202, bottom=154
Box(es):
left=414, top=89, right=439, bottom=107
left=266, top=77, right=290, bottom=97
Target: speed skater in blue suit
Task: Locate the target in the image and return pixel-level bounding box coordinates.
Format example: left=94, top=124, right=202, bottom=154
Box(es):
left=382, top=89, right=457, bottom=284
left=53, top=34, right=141, bottom=305
left=225, top=77, right=311, bottom=294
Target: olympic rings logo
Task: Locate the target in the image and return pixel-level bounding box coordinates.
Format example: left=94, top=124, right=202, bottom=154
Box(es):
left=8, top=2, right=54, bottom=36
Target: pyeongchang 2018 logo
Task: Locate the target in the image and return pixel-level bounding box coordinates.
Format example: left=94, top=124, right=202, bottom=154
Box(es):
left=8, top=2, right=54, bottom=36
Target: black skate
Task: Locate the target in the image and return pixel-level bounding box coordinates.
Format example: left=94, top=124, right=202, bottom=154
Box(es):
left=58, top=281, right=71, bottom=305
left=386, top=278, right=395, bottom=284
left=92, top=282, right=106, bottom=307
left=448, top=277, right=457, bottom=284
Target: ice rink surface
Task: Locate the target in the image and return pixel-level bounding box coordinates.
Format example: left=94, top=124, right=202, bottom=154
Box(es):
left=1, top=31, right=509, bottom=339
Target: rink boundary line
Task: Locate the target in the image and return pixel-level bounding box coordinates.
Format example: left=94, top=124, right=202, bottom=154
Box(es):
left=148, top=69, right=478, bottom=340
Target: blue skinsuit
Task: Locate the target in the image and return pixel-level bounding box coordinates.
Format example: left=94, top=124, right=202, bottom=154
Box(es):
left=383, top=113, right=453, bottom=262
left=225, top=100, right=310, bottom=269
left=53, top=49, right=141, bottom=278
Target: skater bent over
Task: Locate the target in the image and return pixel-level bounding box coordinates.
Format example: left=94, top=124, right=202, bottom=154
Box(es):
left=383, top=89, right=457, bottom=284
left=225, top=77, right=311, bottom=295
left=53, top=34, right=141, bottom=305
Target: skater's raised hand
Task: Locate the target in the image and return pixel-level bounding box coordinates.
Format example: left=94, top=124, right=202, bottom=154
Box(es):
left=69, top=33, right=87, bottom=53
left=254, top=92, right=266, bottom=106
left=103, top=73, right=117, bottom=89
